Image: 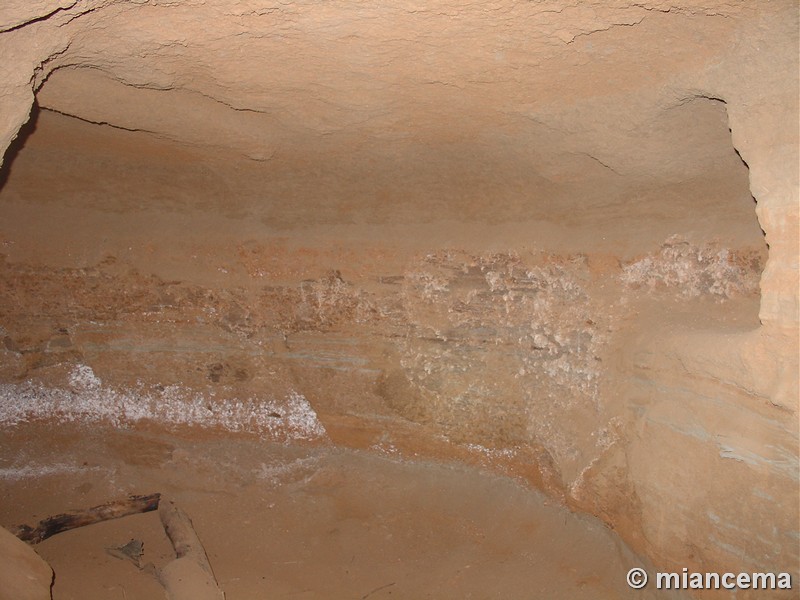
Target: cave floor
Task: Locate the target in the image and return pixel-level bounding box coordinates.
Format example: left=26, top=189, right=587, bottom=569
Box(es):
left=0, top=421, right=680, bottom=600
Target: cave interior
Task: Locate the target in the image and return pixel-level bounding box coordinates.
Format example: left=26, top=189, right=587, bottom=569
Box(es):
left=0, top=2, right=797, bottom=599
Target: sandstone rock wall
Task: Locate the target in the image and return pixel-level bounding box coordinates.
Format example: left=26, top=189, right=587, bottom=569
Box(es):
left=0, top=1, right=797, bottom=596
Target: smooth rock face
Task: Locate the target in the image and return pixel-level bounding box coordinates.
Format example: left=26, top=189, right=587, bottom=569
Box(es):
left=0, top=526, right=53, bottom=600
left=0, top=0, right=797, bottom=596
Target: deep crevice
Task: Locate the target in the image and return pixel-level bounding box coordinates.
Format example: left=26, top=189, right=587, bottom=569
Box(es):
left=0, top=102, right=39, bottom=191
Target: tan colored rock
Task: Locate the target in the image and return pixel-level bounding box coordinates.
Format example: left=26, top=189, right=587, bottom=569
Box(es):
left=0, top=0, right=796, bottom=595
left=0, top=1, right=75, bottom=33
left=0, top=526, right=52, bottom=600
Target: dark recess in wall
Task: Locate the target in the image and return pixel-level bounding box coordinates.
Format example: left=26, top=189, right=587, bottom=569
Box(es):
left=0, top=102, right=39, bottom=191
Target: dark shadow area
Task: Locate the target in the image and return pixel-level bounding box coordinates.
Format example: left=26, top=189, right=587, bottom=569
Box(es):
left=729, top=119, right=766, bottom=244
left=0, top=101, right=40, bottom=192
left=733, top=145, right=749, bottom=170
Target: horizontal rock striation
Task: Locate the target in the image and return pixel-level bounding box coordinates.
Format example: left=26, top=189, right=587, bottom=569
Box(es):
left=0, top=1, right=797, bottom=596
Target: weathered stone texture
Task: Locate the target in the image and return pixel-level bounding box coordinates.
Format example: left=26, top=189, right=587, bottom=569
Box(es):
left=0, top=1, right=797, bottom=596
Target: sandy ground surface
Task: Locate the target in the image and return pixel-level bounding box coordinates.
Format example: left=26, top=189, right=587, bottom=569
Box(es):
left=0, top=421, right=685, bottom=600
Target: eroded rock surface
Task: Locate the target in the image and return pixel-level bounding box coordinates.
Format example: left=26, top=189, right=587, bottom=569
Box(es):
left=0, top=1, right=797, bottom=596
left=0, top=526, right=52, bottom=600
